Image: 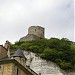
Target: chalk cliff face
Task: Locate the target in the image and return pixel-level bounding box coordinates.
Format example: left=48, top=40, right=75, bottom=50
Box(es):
left=24, top=51, right=64, bottom=75
left=24, top=51, right=75, bottom=75
left=30, top=57, right=64, bottom=75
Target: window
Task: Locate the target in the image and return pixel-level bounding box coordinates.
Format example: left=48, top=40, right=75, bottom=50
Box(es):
left=0, top=66, right=2, bottom=75
left=0, top=66, right=1, bottom=72
left=15, top=67, right=19, bottom=75
left=35, top=29, right=36, bottom=31
left=17, top=68, right=18, bottom=75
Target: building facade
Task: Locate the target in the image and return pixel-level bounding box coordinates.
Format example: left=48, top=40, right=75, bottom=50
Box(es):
left=0, top=45, right=7, bottom=59
left=0, top=41, right=38, bottom=75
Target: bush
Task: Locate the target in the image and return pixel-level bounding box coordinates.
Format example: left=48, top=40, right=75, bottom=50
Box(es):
left=60, top=61, right=72, bottom=70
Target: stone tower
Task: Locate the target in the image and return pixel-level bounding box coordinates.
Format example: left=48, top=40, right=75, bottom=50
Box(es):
left=19, top=26, right=45, bottom=42
left=28, top=26, right=44, bottom=38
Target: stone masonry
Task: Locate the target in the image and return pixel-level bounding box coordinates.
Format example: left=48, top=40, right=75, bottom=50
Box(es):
left=19, top=26, right=45, bottom=42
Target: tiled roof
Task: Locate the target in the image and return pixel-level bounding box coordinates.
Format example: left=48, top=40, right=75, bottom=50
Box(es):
left=12, top=49, right=26, bottom=59
left=0, top=56, right=11, bottom=61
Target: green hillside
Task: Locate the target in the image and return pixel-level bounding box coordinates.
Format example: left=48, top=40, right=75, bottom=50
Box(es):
left=10, top=38, right=75, bottom=71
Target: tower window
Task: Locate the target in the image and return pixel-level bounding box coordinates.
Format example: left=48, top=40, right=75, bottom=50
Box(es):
left=43, top=31, right=44, bottom=34
left=35, top=29, right=36, bottom=31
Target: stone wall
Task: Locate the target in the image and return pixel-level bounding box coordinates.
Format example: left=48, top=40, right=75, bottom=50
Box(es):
left=1, top=63, right=28, bottom=75
left=0, top=45, right=7, bottom=59
left=2, top=63, right=14, bottom=75
left=19, top=34, right=40, bottom=42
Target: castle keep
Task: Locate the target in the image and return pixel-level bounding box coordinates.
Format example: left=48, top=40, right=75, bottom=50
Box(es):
left=20, top=26, right=45, bottom=42
left=28, top=26, right=44, bottom=38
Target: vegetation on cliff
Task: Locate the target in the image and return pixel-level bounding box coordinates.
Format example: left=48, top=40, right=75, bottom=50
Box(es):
left=10, top=38, right=75, bottom=70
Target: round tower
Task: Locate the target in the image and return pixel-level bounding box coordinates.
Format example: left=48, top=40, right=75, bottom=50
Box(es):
left=12, top=49, right=27, bottom=66
left=28, top=26, right=45, bottom=38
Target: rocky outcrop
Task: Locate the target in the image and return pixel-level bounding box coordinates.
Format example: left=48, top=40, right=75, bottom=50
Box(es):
left=23, top=50, right=75, bottom=75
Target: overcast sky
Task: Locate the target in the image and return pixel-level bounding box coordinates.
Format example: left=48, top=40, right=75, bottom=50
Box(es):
left=0, top=0, right=74, bottom=44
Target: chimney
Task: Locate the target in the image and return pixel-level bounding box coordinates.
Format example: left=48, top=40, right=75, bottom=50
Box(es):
left=4, top=40, right=10, bottom=57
